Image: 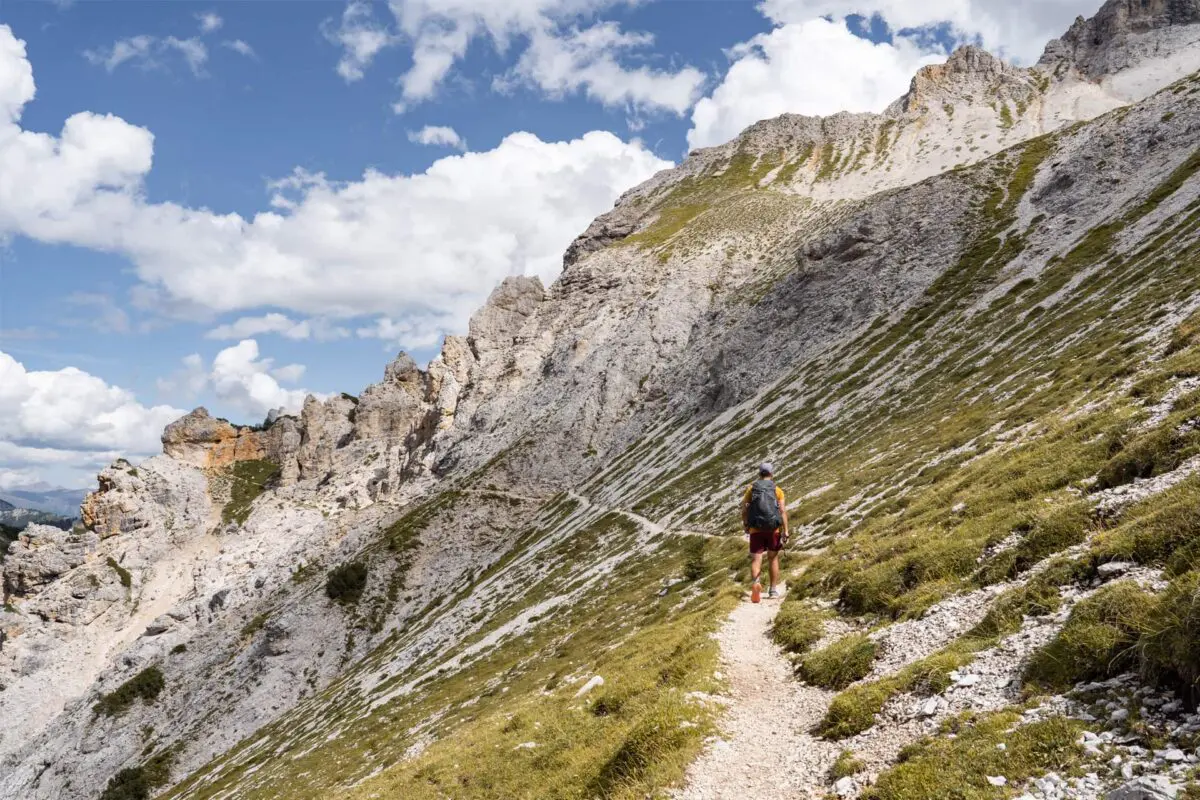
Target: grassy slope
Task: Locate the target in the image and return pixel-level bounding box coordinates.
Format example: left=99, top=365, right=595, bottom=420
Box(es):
left=158, top=74, right=1200, bottom=798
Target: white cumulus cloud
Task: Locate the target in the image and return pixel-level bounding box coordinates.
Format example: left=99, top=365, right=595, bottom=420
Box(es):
left=323, top=0, right=396, bottom=82
left=160, top=340, right=315, bottom=418
left=324, top=0, right=705, bottom=116
left=0, top=350, right=185, bottom=456
left=407, top=125, right=466, bottom=149
left=760, top=0, right=1099, bottom=64
left=505, top=22, right=706, bottom=115
left=687, top=17, right=944, bottom=150
left=196, top=11, right=224, bottom=35
left=0, top=24, right=673, bottom=350
left=209, top=340, right=311, bottom=417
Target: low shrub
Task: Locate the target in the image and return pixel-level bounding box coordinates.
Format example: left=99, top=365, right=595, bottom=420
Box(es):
left=326, top=561, right=369, bottom=605
left=94, top=667, right=165, bottom=718
left=99, top=749, right=174, bottom=800
left=799, top=634, right=877, bottom=690
left=770, top=602, right=827, bottom=654
left=1023, top=581, right=1155, bottom=692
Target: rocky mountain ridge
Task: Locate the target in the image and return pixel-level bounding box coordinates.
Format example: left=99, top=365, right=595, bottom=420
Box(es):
left=4, top=0, right=1200, bottom=797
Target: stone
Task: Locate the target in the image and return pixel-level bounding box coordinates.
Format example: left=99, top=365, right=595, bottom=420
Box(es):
left=574, top=675, right=605, bottom=698
left=834, top=777, right=855, bottom=797
left=1098, top=561, right=1136, bottom=578
left=143, top=616, right=174, bottom=636
left=986, top=776, right=1007, bottom=786
left=1105, top=775, right=1181, bottom=800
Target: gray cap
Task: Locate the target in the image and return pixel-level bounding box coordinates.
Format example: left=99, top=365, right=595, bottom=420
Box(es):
left=758, top=462, right=774, bottom=476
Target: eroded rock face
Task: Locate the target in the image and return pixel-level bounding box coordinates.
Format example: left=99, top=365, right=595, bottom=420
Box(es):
left=162, top=408, right=265, bottom=469
left=2, top=525, right=99, bottom=598
left=1041, top=0, right=1200, bottom=77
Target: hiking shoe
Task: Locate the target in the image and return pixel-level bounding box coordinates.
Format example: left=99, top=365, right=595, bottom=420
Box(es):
left=768, top=586, right=779, bottom=599
left=750, top=581, right=762, bottom=604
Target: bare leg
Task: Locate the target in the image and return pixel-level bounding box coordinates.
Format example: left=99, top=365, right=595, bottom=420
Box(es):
left=750, top=552, right=764, bottom=584
left=768, top=551, right=781, bottom=589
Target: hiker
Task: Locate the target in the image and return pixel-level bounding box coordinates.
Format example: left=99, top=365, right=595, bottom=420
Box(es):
left=742, top=462, right=788, bottom=603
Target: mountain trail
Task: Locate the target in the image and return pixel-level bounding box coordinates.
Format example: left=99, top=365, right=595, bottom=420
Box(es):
left=674, top=590, right=840, bottom=800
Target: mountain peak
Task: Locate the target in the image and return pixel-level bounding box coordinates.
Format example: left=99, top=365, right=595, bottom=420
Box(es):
left=890, top=43, right=1026, bottom=115
left=1039, top=0, right=1200, bottom=77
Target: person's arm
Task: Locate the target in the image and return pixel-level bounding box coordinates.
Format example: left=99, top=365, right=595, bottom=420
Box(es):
left=779, top=490, right=789, bottom=541
left=741, top=487, right=750, bottom=533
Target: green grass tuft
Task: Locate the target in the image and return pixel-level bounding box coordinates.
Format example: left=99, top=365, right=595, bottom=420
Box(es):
left=221, top=460, right=280, bottom=526
left=862, top=711, right=1083, bottom=800
left=830, top=749, right=865, bottom=780
left=770, top=602, right=828, bottom=654
left=1023, top=581, right=1155, bottom=693
left=799, top=633, right=877, bottom=690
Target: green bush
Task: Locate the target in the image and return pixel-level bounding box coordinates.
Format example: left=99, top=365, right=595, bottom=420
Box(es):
left=1011, top=503, right=1090, bottom=574
left=799, top=634, right=877, bottom=690
left=99, top=768, right=150, bottom=800
left=1024, top=581, right=1155, bottom=692
left=818, top=648, right=975, bottom=740
left=968, top=581, right=1062, bottom=641
left=94, top=667, right=165, bottom=717
left=326, top=561, right=369, bottom=605
left=770, top=603, right=827, bottom=654
left=99, top=749, right=174, bottom=800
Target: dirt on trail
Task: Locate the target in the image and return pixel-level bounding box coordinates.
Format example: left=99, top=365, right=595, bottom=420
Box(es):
left=674, top=590, right=841, bottom=799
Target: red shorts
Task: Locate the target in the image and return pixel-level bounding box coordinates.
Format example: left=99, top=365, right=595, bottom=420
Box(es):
left=749, top=530, right=783, bottom=554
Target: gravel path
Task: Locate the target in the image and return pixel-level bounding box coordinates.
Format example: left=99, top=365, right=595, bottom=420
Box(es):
left=674, top=590, right=840, bottom=800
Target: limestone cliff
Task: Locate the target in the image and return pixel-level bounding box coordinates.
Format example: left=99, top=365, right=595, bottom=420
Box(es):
left=4, top=1, right=1200, bottom=798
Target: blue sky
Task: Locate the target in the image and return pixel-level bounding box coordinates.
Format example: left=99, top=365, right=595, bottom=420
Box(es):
left=0, top=0, right=1100, bottom=488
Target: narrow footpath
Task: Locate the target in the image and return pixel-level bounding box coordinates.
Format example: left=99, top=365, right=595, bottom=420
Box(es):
left=673, top=592, right=841, bottom=799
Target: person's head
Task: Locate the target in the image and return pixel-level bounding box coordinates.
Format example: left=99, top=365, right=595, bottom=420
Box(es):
left=758, top=462, right=774, bottom=478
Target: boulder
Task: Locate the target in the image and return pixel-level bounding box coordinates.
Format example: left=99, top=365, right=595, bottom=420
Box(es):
left=1106, top=776, right=1182, bottom=800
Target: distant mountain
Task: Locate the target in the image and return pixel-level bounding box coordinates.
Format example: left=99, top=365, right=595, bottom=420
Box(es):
left=0, top=506, right=73, bottom=531
left=0, top=486, right=86, bottom=518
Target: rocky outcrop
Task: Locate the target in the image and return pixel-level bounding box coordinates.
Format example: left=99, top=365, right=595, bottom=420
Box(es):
left=2, top=524, right=99, bottom=598
left=892, top=45, right=1036, bottom=115
left=1041, top=0, right=1200, bottom=77
left=162, top=408, right=266, bottom=469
